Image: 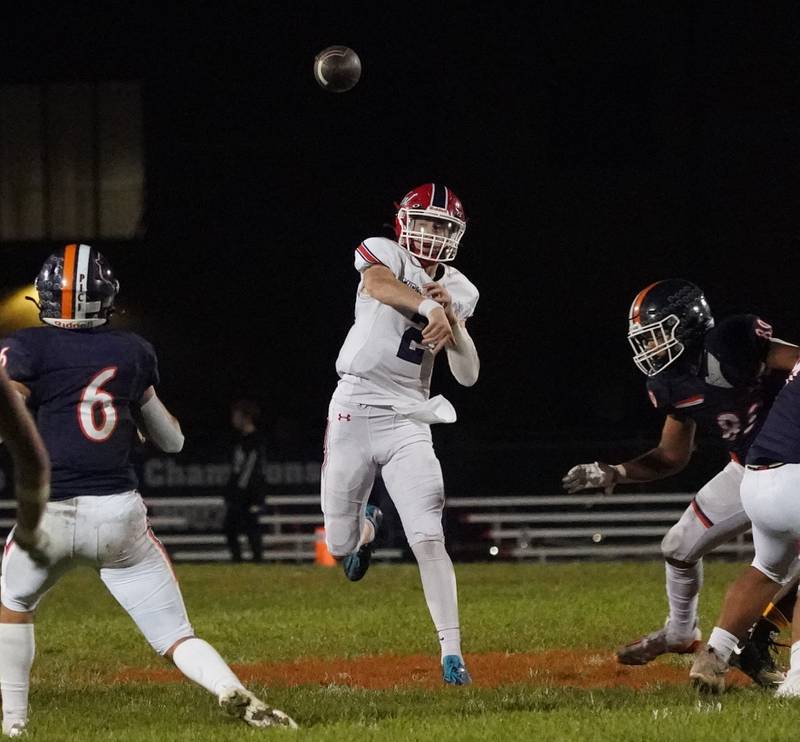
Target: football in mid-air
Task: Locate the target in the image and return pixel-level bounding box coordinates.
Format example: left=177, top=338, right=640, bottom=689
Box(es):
left=313, top=46, right=362, bottom=93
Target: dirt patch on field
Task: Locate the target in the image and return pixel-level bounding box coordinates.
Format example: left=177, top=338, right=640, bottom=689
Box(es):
left=114, top=649, right=752, bottom=690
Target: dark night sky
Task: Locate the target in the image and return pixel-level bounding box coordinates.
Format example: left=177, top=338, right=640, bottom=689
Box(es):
left=2, top=3, right=800, bottom=490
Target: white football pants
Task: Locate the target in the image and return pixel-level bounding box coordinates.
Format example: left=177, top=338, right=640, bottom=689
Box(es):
left=321, top=398, right=445, bottom=556
left=661, top=460, right=747, bottom=562
left=1, top=492, right=193, bottom=655
left=741, top=464, right=800, bottom=583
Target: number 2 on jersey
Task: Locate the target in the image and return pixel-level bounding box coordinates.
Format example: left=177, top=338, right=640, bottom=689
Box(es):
left=396, top=314, right=426, bottom=365
left=79, top=367, right=118, bottom=442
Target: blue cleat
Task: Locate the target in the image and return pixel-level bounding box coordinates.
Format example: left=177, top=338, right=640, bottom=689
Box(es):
left=342, top=505, right=383, bottom=582
left=442, top=655, right=472, bottom=686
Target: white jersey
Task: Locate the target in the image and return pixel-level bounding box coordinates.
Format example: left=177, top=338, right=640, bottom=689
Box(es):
left=334, top=237, right=479, bottom=407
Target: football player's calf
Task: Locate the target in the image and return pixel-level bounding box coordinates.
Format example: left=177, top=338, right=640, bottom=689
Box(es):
left=616, top=513, right=708, bottom=665
left=381, top=443, right=470, bottom=684
left=0, top=619, right=35, bottom=738
left=763, top=576, right=798, bottom=633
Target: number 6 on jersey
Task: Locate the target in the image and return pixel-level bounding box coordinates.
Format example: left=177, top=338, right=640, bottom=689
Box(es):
left=79, top=367, right=118, bottom=442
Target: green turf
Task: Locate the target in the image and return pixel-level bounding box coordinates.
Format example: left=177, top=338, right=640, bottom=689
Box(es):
left=7, top=561, right=799, bottom=739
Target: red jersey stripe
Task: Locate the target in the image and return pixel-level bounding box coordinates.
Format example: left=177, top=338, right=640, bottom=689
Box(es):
left=357, top=243, right=383, bottom=266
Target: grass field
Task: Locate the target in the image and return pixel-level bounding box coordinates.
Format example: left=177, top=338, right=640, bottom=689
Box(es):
left=10, top=561, right=800, bottom=740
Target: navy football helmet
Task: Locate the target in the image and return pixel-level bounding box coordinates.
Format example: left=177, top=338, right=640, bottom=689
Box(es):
left=627, top=279, right=714, bottom=376
left=35, top=244, right=119, bottom=329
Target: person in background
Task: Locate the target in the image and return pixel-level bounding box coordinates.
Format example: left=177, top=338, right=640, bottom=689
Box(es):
left=224, top=399, right=268, bottom=563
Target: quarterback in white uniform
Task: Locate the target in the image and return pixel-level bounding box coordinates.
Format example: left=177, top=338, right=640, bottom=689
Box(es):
left=322, top=183, right=479, bottom=685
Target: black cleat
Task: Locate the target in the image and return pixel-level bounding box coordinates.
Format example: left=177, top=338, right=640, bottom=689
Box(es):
left=730, top=623, right=786, bottom=687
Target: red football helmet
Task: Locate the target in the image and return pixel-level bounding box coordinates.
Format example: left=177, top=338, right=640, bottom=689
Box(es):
left=394, top=183, right=466, bottom=262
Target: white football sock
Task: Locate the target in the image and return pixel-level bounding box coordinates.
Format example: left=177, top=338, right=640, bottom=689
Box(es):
left=171, top=638, right=244, bottom=698
left=437, top=628, right=462, bottom=661
left=707, top=626, right=739, bottom=663
left=665, top=560, right=703, bottom=639
left=0, top=623, right=35, bottom=730
left=410, top=540, right=462, bottom=660
left=788, top=640, right=800, bottom=678
left=356, top=518, right=375, bottom=550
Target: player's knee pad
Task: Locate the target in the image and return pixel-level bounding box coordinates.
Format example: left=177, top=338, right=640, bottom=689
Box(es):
left=321, top=485, right=367, bottom=557
left=404, top=517, right=445, bottom=548
left=661, top=524, right=691, bottom=562
left=661, top=509, right=705, bottom=563
left=324, top=516, right=361, bottom=557
left=410, top=538, right=447, bottom=562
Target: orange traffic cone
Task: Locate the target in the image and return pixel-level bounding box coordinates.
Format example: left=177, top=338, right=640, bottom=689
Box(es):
left=315, top=526, right=336, bottom=567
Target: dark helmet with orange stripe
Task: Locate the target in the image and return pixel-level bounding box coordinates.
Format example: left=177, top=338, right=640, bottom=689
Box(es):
left=34, top=244, right=119, bottom=329
left=627, top=279, right=714, bottom=376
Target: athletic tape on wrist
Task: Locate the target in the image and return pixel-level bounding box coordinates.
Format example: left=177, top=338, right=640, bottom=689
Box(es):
left=418, top=299, right=441, bottom=319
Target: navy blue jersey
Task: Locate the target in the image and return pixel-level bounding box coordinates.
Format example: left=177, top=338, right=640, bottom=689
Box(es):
left=1, top=326, right=159, bottom=500
left=747, top=359, right=800, bottom=464
left=646, top=315, right=776, bottom=461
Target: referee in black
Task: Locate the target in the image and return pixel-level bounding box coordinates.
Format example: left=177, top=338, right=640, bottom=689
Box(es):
left=224, top=399, right=268, bottom=562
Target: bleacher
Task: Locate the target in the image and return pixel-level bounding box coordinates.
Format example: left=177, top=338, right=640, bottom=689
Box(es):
left=446, top=494, right=753, bottom=561
left=0, top=492, right=755, bottom=563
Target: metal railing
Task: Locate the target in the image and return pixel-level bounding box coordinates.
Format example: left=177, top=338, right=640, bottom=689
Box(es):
left=446, top=493, right=752, bottom=562
left=0, top=492, right=754, bottom=563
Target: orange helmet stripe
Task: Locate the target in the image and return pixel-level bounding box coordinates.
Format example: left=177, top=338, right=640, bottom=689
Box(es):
left=60, top=244, right=77, bottom=319
left=629, top=281, right=660, bottom=325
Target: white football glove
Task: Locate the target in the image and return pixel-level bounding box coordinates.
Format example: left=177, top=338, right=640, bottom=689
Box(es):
left=561, top=462, right=623, bottom=495
left=13, top=526, right=51, bottom=567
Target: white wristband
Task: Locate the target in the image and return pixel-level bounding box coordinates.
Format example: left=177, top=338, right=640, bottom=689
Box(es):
left=418, top=299, right=441, bottom=319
